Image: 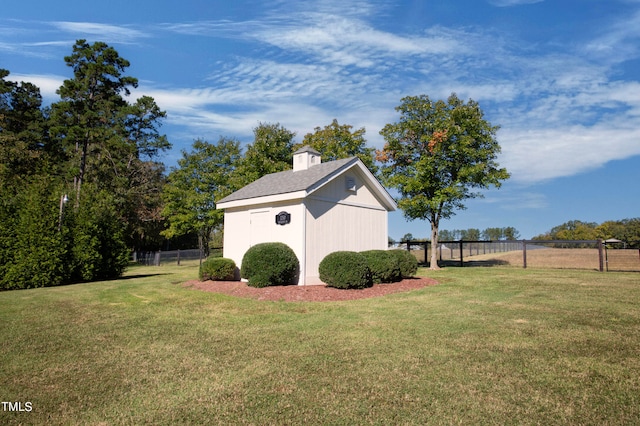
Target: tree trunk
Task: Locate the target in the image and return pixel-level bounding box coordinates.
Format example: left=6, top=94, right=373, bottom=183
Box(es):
left=430, top=218, right=440, bottom=270
left=74, top=135, right=89, bottom=209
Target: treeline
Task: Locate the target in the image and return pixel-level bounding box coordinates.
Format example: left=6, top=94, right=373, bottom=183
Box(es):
left=397, top=227, right=520, bottom=242
left=1, top=41, right=173, bottom=289
left=1, top=40, right=378, bottom=290
left=439, top=227, right=520, bottom=241
left=533, top=219, right=640, bottom=246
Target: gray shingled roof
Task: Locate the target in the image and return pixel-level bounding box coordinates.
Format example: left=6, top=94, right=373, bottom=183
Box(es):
left=217, top=157, right=358, bottom=204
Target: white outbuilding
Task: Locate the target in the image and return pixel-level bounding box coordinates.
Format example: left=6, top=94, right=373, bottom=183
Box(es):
left=216, top=146, right=397, bottom=285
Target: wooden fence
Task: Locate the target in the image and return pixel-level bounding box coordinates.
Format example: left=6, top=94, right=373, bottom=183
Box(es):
left=396, top=239, right=639, bottom=272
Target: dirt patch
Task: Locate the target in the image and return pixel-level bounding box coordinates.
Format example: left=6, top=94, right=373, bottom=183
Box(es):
left=184, top=277, right=437, bottom=302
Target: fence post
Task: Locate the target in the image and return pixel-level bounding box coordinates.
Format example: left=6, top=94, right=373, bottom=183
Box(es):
left=522, top=240, right=527, bottom=269
left=154, top=251, right=161, bottom=267
left=459, top=241, right=464, bottom=267
left=598, top=239, right=604, bottom=272
left=424, top=242, right=428, bottom=266
left=177, top=249, right=181, bottom=266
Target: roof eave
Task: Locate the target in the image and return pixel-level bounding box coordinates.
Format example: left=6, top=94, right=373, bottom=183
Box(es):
left=216, top=190, right=307, bottom=210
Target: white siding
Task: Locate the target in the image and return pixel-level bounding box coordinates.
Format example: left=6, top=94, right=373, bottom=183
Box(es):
left=312, top=167, right=381, bottom=206
left=222, top=201, right=306, bottom=283
left=304, top=200, right=387, bottom=284
left=302, top=168, right=388, bottom=284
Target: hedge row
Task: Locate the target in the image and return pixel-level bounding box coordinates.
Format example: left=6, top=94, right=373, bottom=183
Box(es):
left=230, top=243, right=417, bottom=290
left=199, top=257, right=236, bottom=281
left=319, top=249, right=418, bottom=289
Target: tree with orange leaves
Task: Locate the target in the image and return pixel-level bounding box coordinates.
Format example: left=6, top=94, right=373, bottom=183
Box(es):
left=378, top=94, right=509, bottom=269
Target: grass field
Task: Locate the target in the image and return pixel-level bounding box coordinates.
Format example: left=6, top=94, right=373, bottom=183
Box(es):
left=1, top=262, right=639, bottom=425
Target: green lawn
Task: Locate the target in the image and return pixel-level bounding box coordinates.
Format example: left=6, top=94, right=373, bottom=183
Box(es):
left=1, top=263, right=639, bottom=425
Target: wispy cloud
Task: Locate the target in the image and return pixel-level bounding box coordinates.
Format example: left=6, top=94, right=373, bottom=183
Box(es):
left=4, top=1, right=640, bottom=186
left=488, top=0, right=544, bottom=6
left=153, top=1, right=640, bottom=184
left=50, top=21, right=149, bottom=43
left=585, top=9, right=640, bottom=61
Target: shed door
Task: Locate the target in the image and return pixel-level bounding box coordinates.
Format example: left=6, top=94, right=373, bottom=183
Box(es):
left=249, top=210, right=272, bottom=247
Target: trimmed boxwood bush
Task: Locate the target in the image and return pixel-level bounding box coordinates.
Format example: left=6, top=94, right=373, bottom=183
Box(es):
left=388, top=250, right=418, bottom=278
left=199, top=257, right=236, bottom=281
left=319, top=251, right=372, bottom=289
left=240, top=242, right=299, bottom=288
left=360, top=250, right=401, bottom=283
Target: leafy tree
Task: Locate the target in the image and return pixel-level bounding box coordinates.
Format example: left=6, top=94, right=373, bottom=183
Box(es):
left=604, top=218, right=640, bottom=245
left=536, top=220, right=598, bottom=241
left=438, top=229, right=456, bottom=241
left=503, top=226, right=521, bottom=240
left=377, top=94, right=509, bottom=269
left=67, top=184, right=130, bottom=282
left=0, top=178, right=71, bottom=289
left=482, top=227, right=504, bottom=240
left=293, top=118, right=378, bottom=174
left=1, top=41, right=170, bottom=289
left=235, top=122, right=295, bottom=186
left=535, top=218, right=640, bottom=248
left=401, top=233, right=414, bottom=242
left=0, top=69, right=47, bottom=187
left=49, top=40, right=169, bottom=250
left=49, top=40, right=139, bottom=206
left=460, top=228, right=481, bottom=241
left=480, top=227, right=521, bottom=240
left=162, top=137, right=241, bottom=258
left=0, top=71, right=58, bottom=289
left=112, top=96, right=169, bottom=251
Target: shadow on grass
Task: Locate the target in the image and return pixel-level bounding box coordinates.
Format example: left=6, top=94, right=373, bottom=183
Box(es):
left=420, top=259, right=511, bottom=268
left=113, top=273, right=171, bottom=281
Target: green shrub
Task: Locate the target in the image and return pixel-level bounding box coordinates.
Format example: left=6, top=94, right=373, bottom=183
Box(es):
left=319, top=251, right=372, bottom=289
left=388, top=250, right=418, bottom=278
left=199, top=257, right=236, bottom=281
left=240, top=242, right=299, bottom=288
left=360, top=250, right=401, bottom=283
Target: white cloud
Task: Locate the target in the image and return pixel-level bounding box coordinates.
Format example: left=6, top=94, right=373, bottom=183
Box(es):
left=7, top=73, right=63, bottom=99
left=500, top=123, right=640, bottom=183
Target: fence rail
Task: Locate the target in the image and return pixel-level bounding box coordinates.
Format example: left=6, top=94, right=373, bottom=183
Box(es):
left=396, top=239, right=640, bottom=272
left=133, top=247, right=223, bottom=266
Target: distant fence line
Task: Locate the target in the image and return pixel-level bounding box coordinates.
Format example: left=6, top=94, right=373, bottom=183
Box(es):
left=396, top=239, right=640, bottom=272
left=397, top=240, right=526, bottom=267
left=133, top=247, right=223, bottom=266
left=134, top=241, right=639, bottom=272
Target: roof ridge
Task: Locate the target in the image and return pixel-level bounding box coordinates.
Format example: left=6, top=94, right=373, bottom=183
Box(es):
left=217, top=156, right=358, bottom=204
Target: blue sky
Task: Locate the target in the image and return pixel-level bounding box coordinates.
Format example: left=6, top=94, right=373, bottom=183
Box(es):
left=2, top=0, right=639, bottom=239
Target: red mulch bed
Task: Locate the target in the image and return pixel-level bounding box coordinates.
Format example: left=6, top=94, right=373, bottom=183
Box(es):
left=184, top=277, right=437, bottom=302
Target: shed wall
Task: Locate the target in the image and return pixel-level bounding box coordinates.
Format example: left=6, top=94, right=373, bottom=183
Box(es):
left=222, top=201, right=305, bottom=283
left=303, top=170, right=388, bottom=284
